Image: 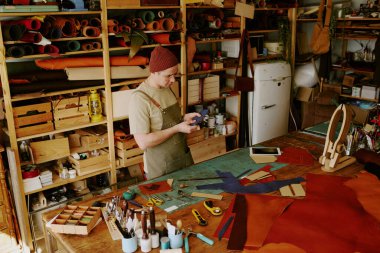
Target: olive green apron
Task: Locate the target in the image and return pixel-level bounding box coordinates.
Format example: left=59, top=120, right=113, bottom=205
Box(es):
left=135, top=90, right=193, bottom=179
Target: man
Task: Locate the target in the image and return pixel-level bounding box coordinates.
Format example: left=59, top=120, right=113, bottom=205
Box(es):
left=129, top=46, right=200, bottom=179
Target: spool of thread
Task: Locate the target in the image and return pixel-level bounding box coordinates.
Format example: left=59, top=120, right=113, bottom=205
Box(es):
left=140, top=238, right=152, bottom=253
left=160, top=237, right=170, bottom=250
left=151, top=233, right=159, bottom=248
left=208, top=117, right=215, bottom=128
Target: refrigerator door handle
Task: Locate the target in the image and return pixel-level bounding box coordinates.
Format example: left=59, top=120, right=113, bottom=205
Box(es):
left=261, top=104, right=276, bottom=109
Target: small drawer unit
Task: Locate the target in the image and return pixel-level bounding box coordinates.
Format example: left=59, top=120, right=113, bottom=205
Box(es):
left=52, top=95, right=90, bottom=130
left=12, top=102, right=54, bottom=138
left=188, top=75, right=220, bottom=104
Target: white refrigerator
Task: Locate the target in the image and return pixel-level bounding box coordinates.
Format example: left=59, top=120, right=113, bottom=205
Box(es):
left=248, top=61, right=291, bottom=145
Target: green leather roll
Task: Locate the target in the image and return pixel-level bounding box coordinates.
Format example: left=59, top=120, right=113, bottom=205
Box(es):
left=2, top=24, right=25, bottom=41
left=138, top=10, right=155, bottom=24
left=6, top=45, right=25, bottom=58
left=58, top=40, right=81, bottom=53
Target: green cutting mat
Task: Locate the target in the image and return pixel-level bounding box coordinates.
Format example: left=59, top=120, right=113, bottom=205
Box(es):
left=129, top=148, right=286, bottom=213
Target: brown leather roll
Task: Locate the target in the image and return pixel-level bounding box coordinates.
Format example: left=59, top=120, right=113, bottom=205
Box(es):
left=92, top=41, right=102, bottom=50
left=132, top=18, right=145, bottom=30
left=52, top=17, right=78, bottom=37
left=108, top=19, right=119, bottom=26
left=81, top=42, right=93, bottom=51
left=158, top=18, right=174, bottom=31
left=89, top=17, right=102, bottom=27
left=108, top=25, right=119, bottom=34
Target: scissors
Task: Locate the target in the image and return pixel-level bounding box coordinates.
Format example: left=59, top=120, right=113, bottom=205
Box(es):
left=146, top=195, right=164, bottom=207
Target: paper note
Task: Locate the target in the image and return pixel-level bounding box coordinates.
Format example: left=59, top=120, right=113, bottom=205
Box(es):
left=250, top=155, right=277, bottom=164
left=246, top=171, right=270, bottom=181
left=280, top=185, right=293, bottom=197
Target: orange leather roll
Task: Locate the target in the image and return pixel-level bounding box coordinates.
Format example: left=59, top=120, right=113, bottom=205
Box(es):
left=146, top=21, right=160, bottom=31
left=108, top=25, right=119, bottom=34
left=68, top=17, right=81, bottom=31
left=158, top=18, right=175, bottom=31
left=82, top=26, right=101, bottom=37
left=118, top=25, right=131, bottom=33
left=81, top=42, right=93, bottom=51
left=132, top=18, right=145, bottom=30
left=52, top=17, right=78, bottom=37
left=92, top=41, right=102, bottom=50
left=35, top=55, right=149, bottom=69
left=108, top=19, right=119, bottom=26
left=151, top=33, right=180, bottom=44
left=89, top=17, right=102, bottom=27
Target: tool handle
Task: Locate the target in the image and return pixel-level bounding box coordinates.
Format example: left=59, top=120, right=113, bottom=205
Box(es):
left=184, top=236, right=189, bottom=253
left=196, top=233, right=214, bottom=245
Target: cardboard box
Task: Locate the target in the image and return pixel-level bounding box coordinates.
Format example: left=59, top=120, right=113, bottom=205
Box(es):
left=30, top=138, right=70, bottom=164
left=361, top=86, right=379, bottom=100
left=101, top=89, right=133, bottom=119
left=349, top=105, right=370, bottom=125
left=296, top=86, right=320, bottom=102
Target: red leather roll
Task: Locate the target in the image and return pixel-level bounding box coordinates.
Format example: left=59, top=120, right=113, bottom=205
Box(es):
left=4, top=19, right=41, bottom=31
left=114, top=37, right=127, bottom=47
left=82, top=26, right=101, bottom=37
left=20, top=31, right=42, bottom=43
left=108, top=25, right=119, bottom=34
left=80, top=19, right=89, bottom=27
left=151, top=33, right=180, bottom=44
left=132, top=18, right=145, bottom=30
left=81, top=42, right=93, bottom=51
left=13, top=0, right=30, bottom=4
left=22, top=169, right=40, bottom=179
left=118, top=25, right=131, bottom=33
left=92, top=42, right=102, bottom=50
left=37, top=44, right=59, bottom=54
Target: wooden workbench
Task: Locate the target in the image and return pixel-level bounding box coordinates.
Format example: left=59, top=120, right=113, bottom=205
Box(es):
left=42, top=132, right=364, bottom=253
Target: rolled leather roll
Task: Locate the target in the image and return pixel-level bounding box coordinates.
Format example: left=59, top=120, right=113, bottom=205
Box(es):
left=82, top=26, right=101, bottom=37
left=20, top=31, right=43, bottom=43
left=158, top=18, right=175, bottom=31
left=23, top=44, right=35, bottom=55
left=58, top=40, right=81, bottom=52
left=146, top=21, right=160, bottom=31
left=132, top=18, right=145, bottom=30
left=52, top=17, right=78, bottom=37
left=118, top=25, right=131, bottom=33
left=89, top=17, right=102, bottom=27
left=138, top=10, right=155, bottom=24
left=6, top=45, right=25, bottom=58
left=151, top=33, right=180, bottom=44
left=37, top=44, right=59, bottom=54
left=92, top=41, right=102, bottom=50
left=108, top=25, right=119, bottom=34
left=81, top=42, right=93, bottom=51
left=2, top=24, right=26, bottom=41
left=3, top=19, right=41, bottom=31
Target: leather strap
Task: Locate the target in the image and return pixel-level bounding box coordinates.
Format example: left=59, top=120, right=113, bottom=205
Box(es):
left=235, top=29, right=254, bottom=80
left=316, top=0, right=333, bottom=27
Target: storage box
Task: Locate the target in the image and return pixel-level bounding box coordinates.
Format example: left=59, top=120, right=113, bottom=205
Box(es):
left=30, top=138, right=70, bottom=164
left=12, top=102, right=54, bottom=138
left=79, top=126, right=108, bottom=150
left=107, top=0, right=139, bottom=8
left=351, top=87, right=361, bottom=97
left=188, top=75, right=220, bottom=104
left=187, top=128, right=206, bottom=145
left=69, top=149, right=109, bottom=176
left=361, top=85, right=379, bottom=100
left=115, top=139, right=143, bottom=167
left=50, top=205, right=101, bottom=235
left=349, top=105, right=370, bottom=125
left=101, top=89, right=133, bottom=119
left=52, top=96, right=90, bottom=130
left=296, top=86, right=320, bottom=102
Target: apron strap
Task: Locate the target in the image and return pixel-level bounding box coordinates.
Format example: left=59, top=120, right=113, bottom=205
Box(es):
left=134, top=90, right=164, bottom=112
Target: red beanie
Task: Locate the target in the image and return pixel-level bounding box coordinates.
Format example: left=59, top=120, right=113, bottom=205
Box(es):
left=149, top=46, right=178, bottom=73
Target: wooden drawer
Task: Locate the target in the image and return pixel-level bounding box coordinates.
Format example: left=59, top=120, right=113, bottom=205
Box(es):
left=30, top=138, right=70, bottom=164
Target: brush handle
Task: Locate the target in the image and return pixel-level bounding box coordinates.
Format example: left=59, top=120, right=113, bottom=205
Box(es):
left=196, top=233, right=214, bottom=245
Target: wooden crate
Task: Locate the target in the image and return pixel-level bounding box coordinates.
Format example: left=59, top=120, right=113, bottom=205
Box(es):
left=107, top=0, right=139, bottom=8
left=188, top=75, right=220, bottom=104
left=12, top=102, right=54, bottom=138
left=50, top=205, right=101, bottom=235
left=187, top=128, right=205, bottom=145
left=189, top=135, right=226, bottom=164
left=79, top=126, right=108, bottom=150
left=30, top=138, right=70, bottom=164
left=68, top=149, right=109, bottom=176
left=52, top=96, right=90, bottom=130
left=115, top=139, right=143, bottom=167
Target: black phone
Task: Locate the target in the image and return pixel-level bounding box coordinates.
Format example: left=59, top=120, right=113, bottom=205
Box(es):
left=193, top=109, right=208, bottom=125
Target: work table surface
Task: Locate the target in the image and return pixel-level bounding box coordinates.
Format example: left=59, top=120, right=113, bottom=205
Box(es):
left=42, top=132, right=364, bottom=253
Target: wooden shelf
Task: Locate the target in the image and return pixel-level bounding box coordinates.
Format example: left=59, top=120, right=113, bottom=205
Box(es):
left=107, top=6, right=180, bottom=10
left=187, top=93, right=240, bottom=106
left=332, top=66, right=374, bottom=74
left=6, top=120, right=108, bottom=141
left=195, top=37, right=240, bottom=44
left=0, top=11, right=101, bottom=17
left=24, top=166, right=111, bottom=195
left=340, top=94, right=379, bottom=103
left=337, top=17, right=380, bottom=21
left=108, top=43, right=182, bottom=52
left=187, top=66, right=239, bottom=76
left=4, top=36, right=103, bottom=45
left=11, top=85, right=106, bottom=102
left=253, top=54, right=283, bottom=61
left=248, top=29, right=279, bottom=34
left=336, top=26, right=380, bottom=30
left=6, top=49, right=103, bottom=61
left=334, top=34, right=378, bottom=40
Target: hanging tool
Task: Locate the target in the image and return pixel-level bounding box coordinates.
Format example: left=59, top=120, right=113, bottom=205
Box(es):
left=192, top=209, right=207, bottom=226
left=203, top=200, right=222, bottom=216
left=319, top=104, right=356, bottom=172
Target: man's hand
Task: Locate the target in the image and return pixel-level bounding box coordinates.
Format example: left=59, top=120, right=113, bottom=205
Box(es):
left=183, top=112, right=201, bottom=124
left=176, top=121, right=200, bottom=134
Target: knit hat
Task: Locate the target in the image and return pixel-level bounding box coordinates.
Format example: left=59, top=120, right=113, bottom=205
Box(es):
left=149, top=46, right=178, bottom=73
